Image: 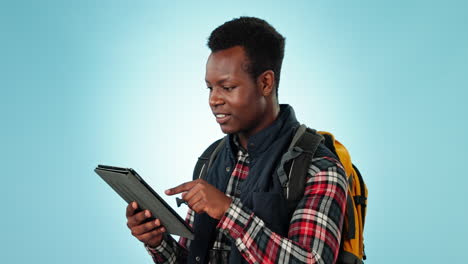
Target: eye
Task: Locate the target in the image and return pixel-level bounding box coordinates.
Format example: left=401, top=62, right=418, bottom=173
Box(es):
left=223, top=86, right=235, bottom=91
left=206, top=86, right=212, bottom=91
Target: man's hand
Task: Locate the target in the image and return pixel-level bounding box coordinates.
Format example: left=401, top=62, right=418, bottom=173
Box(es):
left=126, top=202, right=166, bottom=248
left=165, top=179, right=232, bottom=220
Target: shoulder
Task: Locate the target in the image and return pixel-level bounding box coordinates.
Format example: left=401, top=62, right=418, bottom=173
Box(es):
left=311, top=143, right=340, bottom=168
left=308, top=143, right=347, bottom=183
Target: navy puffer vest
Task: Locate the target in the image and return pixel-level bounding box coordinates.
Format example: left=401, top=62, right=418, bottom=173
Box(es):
left=188, top=104, right=300, bottom=264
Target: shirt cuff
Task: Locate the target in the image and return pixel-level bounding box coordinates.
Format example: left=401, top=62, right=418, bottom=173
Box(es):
left=145, top=240, right=168, bottom=258
left=216, top=198, right=253, bottom=240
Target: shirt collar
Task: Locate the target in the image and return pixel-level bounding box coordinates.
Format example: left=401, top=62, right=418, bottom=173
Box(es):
left=232, top=134, right=248, bottom=154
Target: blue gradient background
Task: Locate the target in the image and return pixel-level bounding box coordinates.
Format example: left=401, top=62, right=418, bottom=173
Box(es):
left=1, top=1, right=467, bottom=263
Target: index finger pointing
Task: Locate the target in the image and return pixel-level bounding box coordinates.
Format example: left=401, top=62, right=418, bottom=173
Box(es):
left=165, top=180, right=198, bottom=196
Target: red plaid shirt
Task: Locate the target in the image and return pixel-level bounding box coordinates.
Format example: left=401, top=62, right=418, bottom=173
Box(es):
left=147, top=139, right=348, bottom=263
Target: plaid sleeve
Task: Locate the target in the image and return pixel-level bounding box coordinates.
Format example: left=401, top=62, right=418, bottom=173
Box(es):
left=217, top=156, right=348, bottom=264
left=145, top=208, right=194, bottom=263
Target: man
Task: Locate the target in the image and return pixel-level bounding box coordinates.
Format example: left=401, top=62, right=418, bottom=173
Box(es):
left=126, top=17, right=348, bottom=264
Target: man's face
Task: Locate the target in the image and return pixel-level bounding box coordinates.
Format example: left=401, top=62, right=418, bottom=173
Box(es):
left=205, top=46, right=268, bottom=136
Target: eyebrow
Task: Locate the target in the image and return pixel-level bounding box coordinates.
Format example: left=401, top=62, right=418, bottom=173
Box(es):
left=205, top=77, right=231, bottom=85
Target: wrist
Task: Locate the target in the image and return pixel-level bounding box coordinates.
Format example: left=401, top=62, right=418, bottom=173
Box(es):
left=224, top=197, right=233, bottom=214
left=215, top=196, right=233, bottom=220
left=145, top=239, right=165, bottom=252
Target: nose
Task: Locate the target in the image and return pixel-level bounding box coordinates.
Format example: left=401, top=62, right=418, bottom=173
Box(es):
left=209, top=87, right=224, bottom=108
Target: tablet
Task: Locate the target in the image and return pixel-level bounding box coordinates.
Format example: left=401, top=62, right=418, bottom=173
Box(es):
left=95, top=165, right=194, bottom=239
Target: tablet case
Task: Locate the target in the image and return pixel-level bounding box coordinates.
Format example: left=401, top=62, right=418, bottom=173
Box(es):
left=95, top=165, right=194, bottom=239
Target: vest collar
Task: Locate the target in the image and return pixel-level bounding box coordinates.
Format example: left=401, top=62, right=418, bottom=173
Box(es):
left=228, top=104, right=298, bottom=159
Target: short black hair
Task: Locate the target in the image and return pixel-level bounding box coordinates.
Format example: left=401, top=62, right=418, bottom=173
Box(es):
left=207, top=17, right=285, bottom=97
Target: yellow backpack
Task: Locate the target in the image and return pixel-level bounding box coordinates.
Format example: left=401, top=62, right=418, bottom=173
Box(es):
left=277, top=125, right=368, bottom=264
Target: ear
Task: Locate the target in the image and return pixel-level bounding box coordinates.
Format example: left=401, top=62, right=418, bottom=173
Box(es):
left=256, top=70, right=275, bottom=97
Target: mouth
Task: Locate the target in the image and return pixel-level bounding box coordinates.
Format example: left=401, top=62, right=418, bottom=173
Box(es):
left=214, top=113, right=231, bottom=124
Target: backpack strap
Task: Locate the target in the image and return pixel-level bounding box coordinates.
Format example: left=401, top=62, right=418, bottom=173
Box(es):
left=192, top=138, right=226, bottom=181
left=276, top=124, right=324, bottom=212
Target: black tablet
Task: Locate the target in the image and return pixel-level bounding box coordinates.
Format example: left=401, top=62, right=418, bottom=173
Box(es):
left=95, top=165, right=194, bottom=239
